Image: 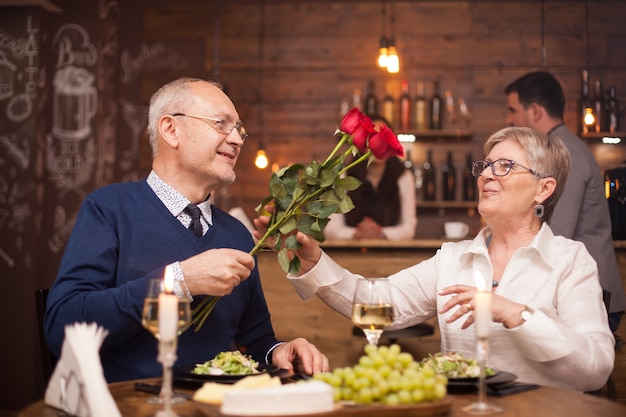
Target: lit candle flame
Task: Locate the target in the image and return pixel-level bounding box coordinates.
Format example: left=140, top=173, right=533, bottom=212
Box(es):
left=164, top=265, right=174, bottom=294
left=474, top=270, right=486, bottom=292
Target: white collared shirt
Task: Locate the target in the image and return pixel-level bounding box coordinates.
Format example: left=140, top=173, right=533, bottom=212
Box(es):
left=287, top=223, right=615, bottom=391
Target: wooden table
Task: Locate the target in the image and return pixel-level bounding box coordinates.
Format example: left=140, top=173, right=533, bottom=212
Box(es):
left=19, top=378, right=626, bottom=417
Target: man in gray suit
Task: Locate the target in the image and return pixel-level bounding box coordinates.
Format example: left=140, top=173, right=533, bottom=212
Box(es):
left=505, top=71, right=625, bottom=334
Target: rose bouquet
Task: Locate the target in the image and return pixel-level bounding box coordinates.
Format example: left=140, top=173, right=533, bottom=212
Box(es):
left=191, top=108, right=404, bottom=331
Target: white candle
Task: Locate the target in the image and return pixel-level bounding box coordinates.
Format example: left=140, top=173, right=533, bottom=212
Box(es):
left=473, top=270, right=491, bottom=339
left=158, top=266, right=178, bottom=341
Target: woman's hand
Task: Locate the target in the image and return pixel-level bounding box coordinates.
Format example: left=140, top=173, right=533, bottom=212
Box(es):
left=253, top=207, right=322, bottom=275
left=438, top=284, right=526, bottom=329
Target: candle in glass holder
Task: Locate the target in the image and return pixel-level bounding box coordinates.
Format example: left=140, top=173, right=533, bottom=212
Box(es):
left=158, top=266, right=178, bottom=341
left=473, top=270, right=491, bottom=339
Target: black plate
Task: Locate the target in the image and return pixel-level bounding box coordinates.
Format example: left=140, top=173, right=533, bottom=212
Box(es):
left=174, top=363, right=283, bottom=387
left=446, top=371, right=517, bottom=392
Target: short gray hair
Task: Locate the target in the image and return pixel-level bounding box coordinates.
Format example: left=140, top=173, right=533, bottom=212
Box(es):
left=146, top=77, right=223, bottom=157
left=483, top=126, right=570, bottom=223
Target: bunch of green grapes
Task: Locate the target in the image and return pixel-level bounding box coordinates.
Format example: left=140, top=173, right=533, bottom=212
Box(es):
left=312, top=344, right=447, bottom=406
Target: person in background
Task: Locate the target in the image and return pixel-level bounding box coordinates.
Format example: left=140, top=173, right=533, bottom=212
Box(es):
left=505, top=71, right=625, bottom=334
left=324, top=116, right=417, bottom=240
left=44, top=77, right=329, bottom=382
left=258, top=127, right=615, bottom=392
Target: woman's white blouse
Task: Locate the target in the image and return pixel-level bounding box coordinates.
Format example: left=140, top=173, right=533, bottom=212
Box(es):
left=288, top=223, right=615, bottom=391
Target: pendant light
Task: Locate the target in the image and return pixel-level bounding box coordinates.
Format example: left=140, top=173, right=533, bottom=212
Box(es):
left=582, top=0, right=595, bottom=131
left=377, top=0, right=389, bottom=68
left=386, top=1, right=399, bottom=74
left=255, top=1, right=269, bottom=170
left=254, top=146, right=269, bottom=169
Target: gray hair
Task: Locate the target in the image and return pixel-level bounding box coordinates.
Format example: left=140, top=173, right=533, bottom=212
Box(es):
left=146, top=77, right=223, bottom=157
left=483, top=126, right=570, bottom=223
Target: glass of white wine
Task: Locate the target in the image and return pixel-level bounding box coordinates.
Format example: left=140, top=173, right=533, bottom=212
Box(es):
left=141, top=278, right=191, bottom=405
left=351, top=278, right=394, bottom=346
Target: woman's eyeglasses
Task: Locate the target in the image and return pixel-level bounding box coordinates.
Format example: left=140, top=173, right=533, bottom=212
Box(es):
left=471, top=159, right=543, bottom=178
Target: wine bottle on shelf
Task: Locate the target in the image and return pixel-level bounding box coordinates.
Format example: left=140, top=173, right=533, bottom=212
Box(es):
left=414, top=81, right=429, bottom=131
left=608, top=85, right=620, bottom=133
left=444, top=90, right=456, bottom=129
left=462, top=152, right=477, bottom=201
left=423, top=149, right=436, bottom=201
left=352, top=88, right=362, bottom=111
left=399, top=79, right=411, bottom=131
left=594, top=80, right=607, bottom=133
left=382, top=86, right=395, bottom=127
left=404, top=149, right=414, bottom=171
left=365, top=80, right=378, bottom=117
left=339, top=98, right=350, bottom=119
left=442, top=151, right=456, bottom=201
left=580, top=70, right=594, bottom=134
left=430, top=80, right=442, bottom=130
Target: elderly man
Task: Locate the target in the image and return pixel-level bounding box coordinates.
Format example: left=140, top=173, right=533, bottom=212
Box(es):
left=44, top=77, right=329, bottom=381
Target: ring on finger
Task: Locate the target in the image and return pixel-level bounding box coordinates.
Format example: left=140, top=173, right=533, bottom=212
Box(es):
left=463, top=303, right=473, bottom=312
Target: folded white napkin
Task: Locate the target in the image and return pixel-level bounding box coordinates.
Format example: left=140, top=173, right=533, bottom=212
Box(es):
left=45, top=322, right=121, bottom=417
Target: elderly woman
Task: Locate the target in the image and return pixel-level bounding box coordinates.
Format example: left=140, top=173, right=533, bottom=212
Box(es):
left=263, top=127, right=614, bottom=391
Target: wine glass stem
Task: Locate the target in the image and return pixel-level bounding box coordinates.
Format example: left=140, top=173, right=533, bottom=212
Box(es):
left=364, top=329, right=383, bottom=346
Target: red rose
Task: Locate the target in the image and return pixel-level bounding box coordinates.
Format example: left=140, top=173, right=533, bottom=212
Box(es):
left=340, top=108, right=375, bottom=153
left=340, top=108, right=363, bottom=134
left=368, top=125, right=404, bottom=160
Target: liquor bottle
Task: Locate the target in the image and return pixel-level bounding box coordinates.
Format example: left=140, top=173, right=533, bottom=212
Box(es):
left=382, top=86, right=395, bottom=127
left=423, top=149, right=436, bottom=201
left=580, top=70, right=594, bottom=134
left=414, top=81, right=429, bottom=131
left=399, top=79, right=411, bottom=131
left=594, top=80, right=607, bottom=133
left=404, top=149, right=414, bottom=171
left=608, top=85, right=620, bottom=133
left=430, top=80, right=442, bottom=130
left=442, top=151, right=456, bottom=201
left=352, top=88, right=362, bottom=111
left=364, top=80, right=378, bottom=117
left=462, top=152, right=477, bottom=201
left=444, top=90, right=456, bottom=129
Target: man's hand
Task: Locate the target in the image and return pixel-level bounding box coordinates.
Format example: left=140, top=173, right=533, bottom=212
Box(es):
left=179, top=248, right=255, bottom=296
left=270, top=338, right=330, bottom=375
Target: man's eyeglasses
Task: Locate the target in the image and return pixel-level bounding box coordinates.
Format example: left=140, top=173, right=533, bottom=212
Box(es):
left=471, top=159, right=543, bottom=178
left=171, top=113, right=248, bottom=141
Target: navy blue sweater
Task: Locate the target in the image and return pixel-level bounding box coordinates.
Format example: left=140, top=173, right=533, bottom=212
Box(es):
left=44, top=179, right=278, bottom=382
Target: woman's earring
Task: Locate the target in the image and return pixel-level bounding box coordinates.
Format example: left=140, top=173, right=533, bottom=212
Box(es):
left=534, top=204, right=545, bottom=218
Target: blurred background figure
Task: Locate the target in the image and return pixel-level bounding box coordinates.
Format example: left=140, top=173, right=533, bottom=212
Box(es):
left=324, top=116, right=417, bottom=240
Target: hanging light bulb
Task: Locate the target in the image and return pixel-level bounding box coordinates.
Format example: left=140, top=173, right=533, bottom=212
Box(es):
left=377, top=36, right=389, bottom=68
left=255, top=148, right=269, bottom=169
left=386, top=39, right=399, bottom=74
left=385, top=1, right=399, bottom=74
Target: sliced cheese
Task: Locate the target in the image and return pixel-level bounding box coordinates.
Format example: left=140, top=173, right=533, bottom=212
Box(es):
left=193, top=374, right=282, bottom=405
left=233, top=373, right=281, bottom=389
left=220, top=380, right=334, bottom=416
left=192, top=382, right=234, bottom=404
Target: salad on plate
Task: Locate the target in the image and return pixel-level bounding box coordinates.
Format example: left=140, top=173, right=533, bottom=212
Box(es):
left=420, top=352, right=495, bottom=379
left=192, top=350, right=260, bottom=376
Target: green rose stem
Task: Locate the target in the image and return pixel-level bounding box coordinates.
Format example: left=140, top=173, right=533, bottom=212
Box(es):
left=191, top=132, right=372, bottom=332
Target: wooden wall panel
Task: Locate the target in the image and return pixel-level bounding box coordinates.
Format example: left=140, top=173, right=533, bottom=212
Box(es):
left=140, top=0, right=626, bottom=227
